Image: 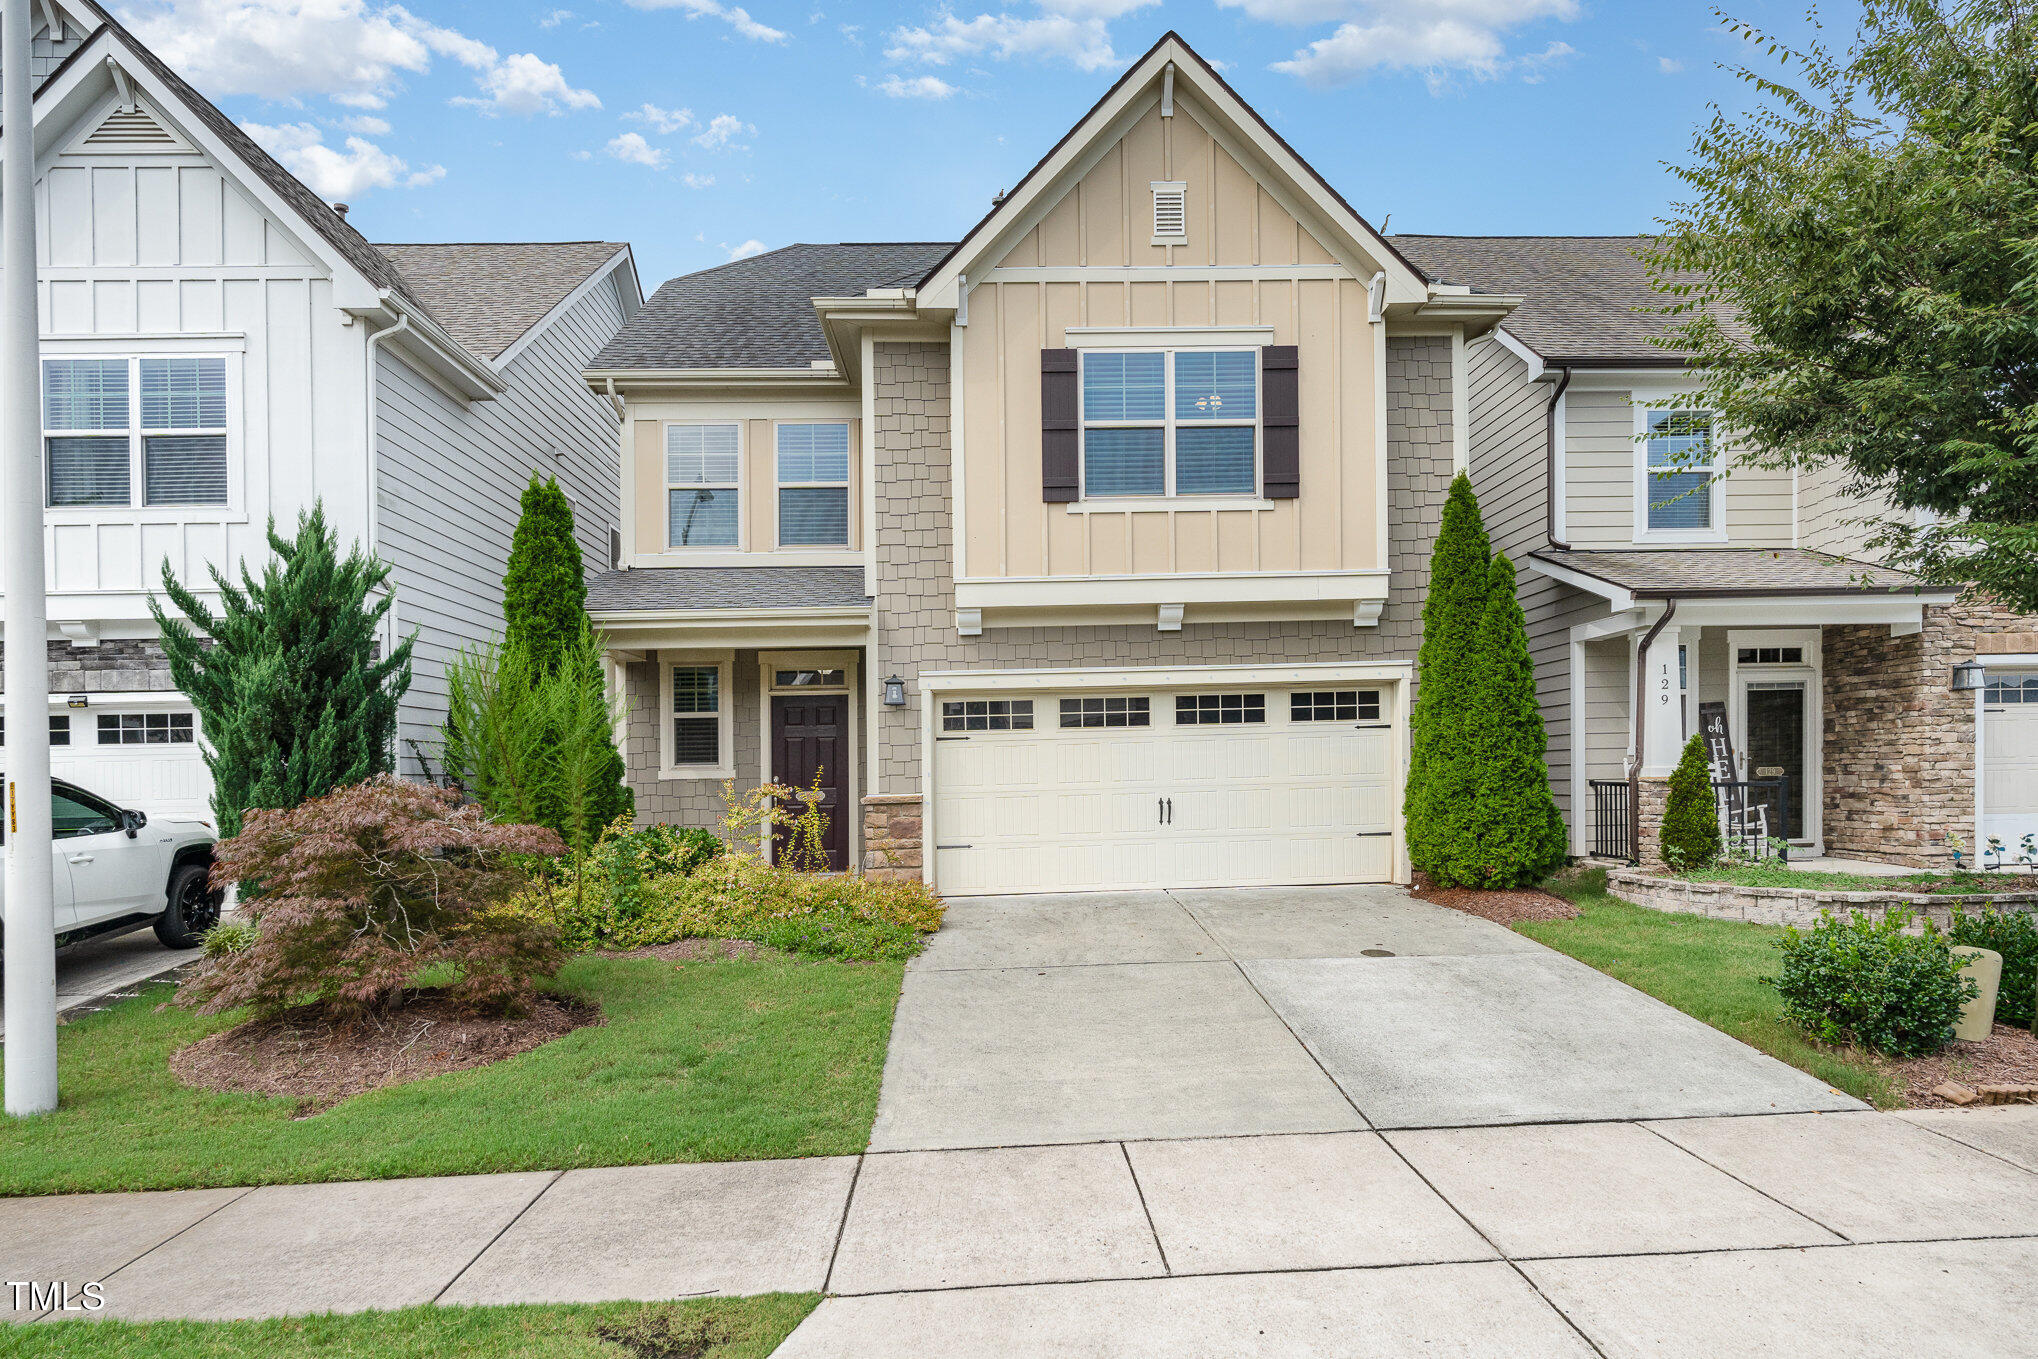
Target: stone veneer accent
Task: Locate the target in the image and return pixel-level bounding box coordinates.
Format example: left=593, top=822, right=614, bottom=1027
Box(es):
left=863, top=793, right=923, bottom=882
left=1633, top=775, right=1670, bottom=869
left=1609, top=867, right=2038, bottom=931
left=1823, top=592, right=2038, bottom=866
left=864, top=336, right=1459, bottom=876
left=0, top=639, right=179, bottom=694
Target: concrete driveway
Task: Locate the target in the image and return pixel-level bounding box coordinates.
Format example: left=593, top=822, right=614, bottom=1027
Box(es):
left=870, top=885, right=1859, bottom=1151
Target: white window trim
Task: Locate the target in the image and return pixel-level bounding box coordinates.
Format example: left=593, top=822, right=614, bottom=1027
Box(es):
left=665, top=421, right=744, bottom=552
left=659, top=648, right=735, bottom=780
left=1632, top=397, right=1725, bottom=544
left=773, top=421, right=852, bottom=550
left=1150, top=179, right=1187, bottom=245
left=1077, top=345, right=1261, bottom=503
left=39, top=347, right=246, bottom=524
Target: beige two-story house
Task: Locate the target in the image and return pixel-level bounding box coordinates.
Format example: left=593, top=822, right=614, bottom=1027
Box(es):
left=583, top=34, right=1519, bottom=894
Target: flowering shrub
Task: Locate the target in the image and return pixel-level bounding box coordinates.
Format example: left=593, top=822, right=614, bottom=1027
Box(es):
left=183, top=777, right=566, bottom=1020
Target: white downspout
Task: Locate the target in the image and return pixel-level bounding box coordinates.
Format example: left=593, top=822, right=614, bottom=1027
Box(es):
left=364, top=311, right=411, bottom=775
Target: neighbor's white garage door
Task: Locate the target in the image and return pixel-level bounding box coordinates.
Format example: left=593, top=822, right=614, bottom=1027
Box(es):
left=932, top=684, right=1399, bottom=896
left=50, top=705, right=211, bottom=818
left=1984, top=671, right=2038, bottom=854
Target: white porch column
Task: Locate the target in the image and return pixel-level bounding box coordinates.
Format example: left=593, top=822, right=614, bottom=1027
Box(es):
left=1638, top=624, right=1684, bottom=777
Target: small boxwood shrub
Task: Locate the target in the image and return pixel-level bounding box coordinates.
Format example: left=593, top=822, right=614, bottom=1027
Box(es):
left=1771, top=909, right=1976, bottom=1057
left=1947, top=907, right=2038, bottom=1028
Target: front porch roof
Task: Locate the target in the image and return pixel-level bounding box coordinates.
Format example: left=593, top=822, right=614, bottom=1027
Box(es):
left=586, top=566, right=870, bottom=614
left=1530, top=548, right=1946, bottom=602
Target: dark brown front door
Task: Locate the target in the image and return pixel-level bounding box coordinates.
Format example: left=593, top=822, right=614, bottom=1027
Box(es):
left=771, top=694, right=847, bottom=870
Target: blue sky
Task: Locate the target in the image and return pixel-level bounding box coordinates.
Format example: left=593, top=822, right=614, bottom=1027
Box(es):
left=114, top=0, right=1830, bottom=289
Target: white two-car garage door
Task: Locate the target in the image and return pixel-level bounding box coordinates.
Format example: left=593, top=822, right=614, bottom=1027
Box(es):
left=932, top=682, right=1401, bottom=896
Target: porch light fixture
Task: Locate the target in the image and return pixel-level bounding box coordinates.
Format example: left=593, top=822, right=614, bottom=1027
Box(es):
left=1952, top=660, right=1987, bottom=692
left=882, top=675, right=907, bottom=707
left=66, top=695, right=87, bottom=708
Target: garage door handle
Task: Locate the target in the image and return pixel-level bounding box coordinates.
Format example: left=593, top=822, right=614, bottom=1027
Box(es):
left=1166, top=797, right=1173, bottom=824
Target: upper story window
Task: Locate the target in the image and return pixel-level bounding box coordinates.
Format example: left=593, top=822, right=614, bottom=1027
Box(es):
left=776, top=423, right=850, bottom=547
left=667, top=423, right=740, bottom=548
left=1640, top=409, right=1718, bottom=535
left=1081, top=349, right=1257, bottom=499
left=44, top=357, right=229, bottom=509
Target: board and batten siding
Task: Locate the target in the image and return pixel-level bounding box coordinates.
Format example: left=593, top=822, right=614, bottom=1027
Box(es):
left=960, top=95, right=1381, bottom=581
left=1562, top=386, right=1794, bottom=548
left=12, top=101, right=372, bottom=614
left=376, top=269, right=629, bottom=777
left=1466, top=335, right=1608, bottom=836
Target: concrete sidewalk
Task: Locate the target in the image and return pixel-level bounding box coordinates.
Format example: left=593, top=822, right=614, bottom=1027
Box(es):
left=6, top=1106, right=2037, bottom=1356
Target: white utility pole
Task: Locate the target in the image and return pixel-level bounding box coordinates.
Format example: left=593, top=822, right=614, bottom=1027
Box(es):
left=3, top=0, right=59, bottom=1117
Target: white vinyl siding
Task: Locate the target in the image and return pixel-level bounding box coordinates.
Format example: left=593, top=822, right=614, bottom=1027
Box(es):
left=1562, top=386, right=1795, bottom=548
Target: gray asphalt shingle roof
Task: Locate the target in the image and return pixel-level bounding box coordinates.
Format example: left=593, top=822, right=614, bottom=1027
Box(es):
left=589, top=243, right=954, bottom=371
left=376, top=242, right=628, bottom=360
left=1392, top=235, right=1696, bottom=365
left=585, top=567, right=871, bottom=613
left=1531, top=548, right=1937, bottom=597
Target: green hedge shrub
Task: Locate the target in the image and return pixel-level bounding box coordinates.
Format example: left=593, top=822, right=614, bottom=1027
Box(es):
left=1947, top=907, right=2038, bottom=1028
left=1661, top=734, right=1722, bottom=871
left=1771, top=909, right=1976, bottom=1057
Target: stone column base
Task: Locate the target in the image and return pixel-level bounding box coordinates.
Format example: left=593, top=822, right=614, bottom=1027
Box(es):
left=862, top=794, right=923, bottom=881
left=1635, top=776, right=1671, bottom=870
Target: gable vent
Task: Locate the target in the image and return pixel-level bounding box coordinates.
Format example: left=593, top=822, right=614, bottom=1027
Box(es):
left=81, top=108, right=185, bottom=152
left=1151, top=181, right=1187, bottom=243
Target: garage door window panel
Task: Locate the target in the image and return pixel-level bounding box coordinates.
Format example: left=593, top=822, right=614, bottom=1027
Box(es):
left=1060, top=696, right=1151, bottom=729
left=98, top=712, right=194, bottom=745
left=941, top=699, right=1033, bottom=733
left=1176, top=693, right=1265, bottom=725
left=0, top=715, right=71, bottom=746
left=1080, top=349, right=1257, bottom=500
left=1291, top=690, right=1383, bottom=723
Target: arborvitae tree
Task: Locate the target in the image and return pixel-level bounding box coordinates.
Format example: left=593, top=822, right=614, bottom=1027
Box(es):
left=484, top=475, right=631, bottom=838
left=1660, top=733, right=1723, bottom=872
left=151, top=505, right=413, bottom=839
left=1447, top=553, right=1568, bottom=888
left=503, top=475, right=588, bottom=666
left=1406, top=473, right=1492, bottom=877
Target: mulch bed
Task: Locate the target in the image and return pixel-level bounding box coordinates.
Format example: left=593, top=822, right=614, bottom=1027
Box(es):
left=599, top=938, right=763, bottom=963
left=1412, top=876, right=1580, bottom=926
left=1884, top=1023, right=2038, bottom=1109
left=170, top=989, right=602, bottom=1114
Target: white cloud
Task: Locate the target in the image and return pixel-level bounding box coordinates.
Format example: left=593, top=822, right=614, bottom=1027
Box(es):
left=1261, top=0, right=1581, bottom=89
left=339, top=114, right=391, bottom=134
left=604, top=131, right=668, bottom=167
left=241, top=119, right=443, bottom=196
left=624, top=0, right=788, bottom=43
left=539, top=7, right=573, bottom=25
left=886, top=11, right=1120, bottom=71
left=1517, top=40, right=1573, bottom=83
left=1658, top=55, right=1683, bottom=74
left=691, top=113, right=755, bottom=150
left=682, top=171, right=715, bottom=188
left=451, top=52, right=601, bottom=115
left=868, top=73, right=959, bottom=98
left=727, top=238, right=768, bottom=260
left=624, top=102, right=696, bottom=134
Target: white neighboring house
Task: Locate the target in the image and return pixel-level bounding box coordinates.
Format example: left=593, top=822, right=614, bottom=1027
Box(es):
left=0, top=0, right=640, bottom=815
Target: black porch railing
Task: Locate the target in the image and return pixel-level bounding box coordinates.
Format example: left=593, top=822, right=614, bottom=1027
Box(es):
left=1589, top=780, right=1632, bottom=861
left=1715, top=778, right=1791, bottom=863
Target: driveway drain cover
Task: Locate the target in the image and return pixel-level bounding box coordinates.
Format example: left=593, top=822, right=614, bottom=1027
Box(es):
left=1360, top=948, right=1395, bottom=957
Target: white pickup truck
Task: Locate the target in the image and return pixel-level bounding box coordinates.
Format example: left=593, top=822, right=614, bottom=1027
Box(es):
left=0, top=777, right=221, bottom=951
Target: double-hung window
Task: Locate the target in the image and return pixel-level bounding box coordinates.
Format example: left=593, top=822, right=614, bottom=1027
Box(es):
left=669, top=665, right=722, bottom=767
left=667, top=424, right=740, bottom=547
left=1640, top=409, right=1718, bottom=535
left=776, top=423, right=850, bottom=546
left=44, top=357, right=229, bottom=509
left=1081, top=349, right=1257, bottom=498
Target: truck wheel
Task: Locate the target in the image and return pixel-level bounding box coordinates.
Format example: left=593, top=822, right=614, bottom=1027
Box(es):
left=155, top=862, right=222, bottom=949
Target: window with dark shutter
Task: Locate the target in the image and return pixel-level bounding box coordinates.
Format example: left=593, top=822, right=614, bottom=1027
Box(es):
left=1041, top=348, right=1079, bottom=502
left=1261, top=345, right=1298, bottom=499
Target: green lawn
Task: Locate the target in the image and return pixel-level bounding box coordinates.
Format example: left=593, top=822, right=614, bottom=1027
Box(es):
left=0, top=953, right=902, bottom=1196
left=1676, top=862, right=2008, bottom=895
left=1525, top=872, right=1903, bottom=1108
left=0, top=1296, right=817, bottom=1359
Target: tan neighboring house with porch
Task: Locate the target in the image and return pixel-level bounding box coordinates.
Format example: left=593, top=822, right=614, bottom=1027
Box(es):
left=1399, top=236, right=2038, bottom=868
left=583, top=34, right=1517, bottom=894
